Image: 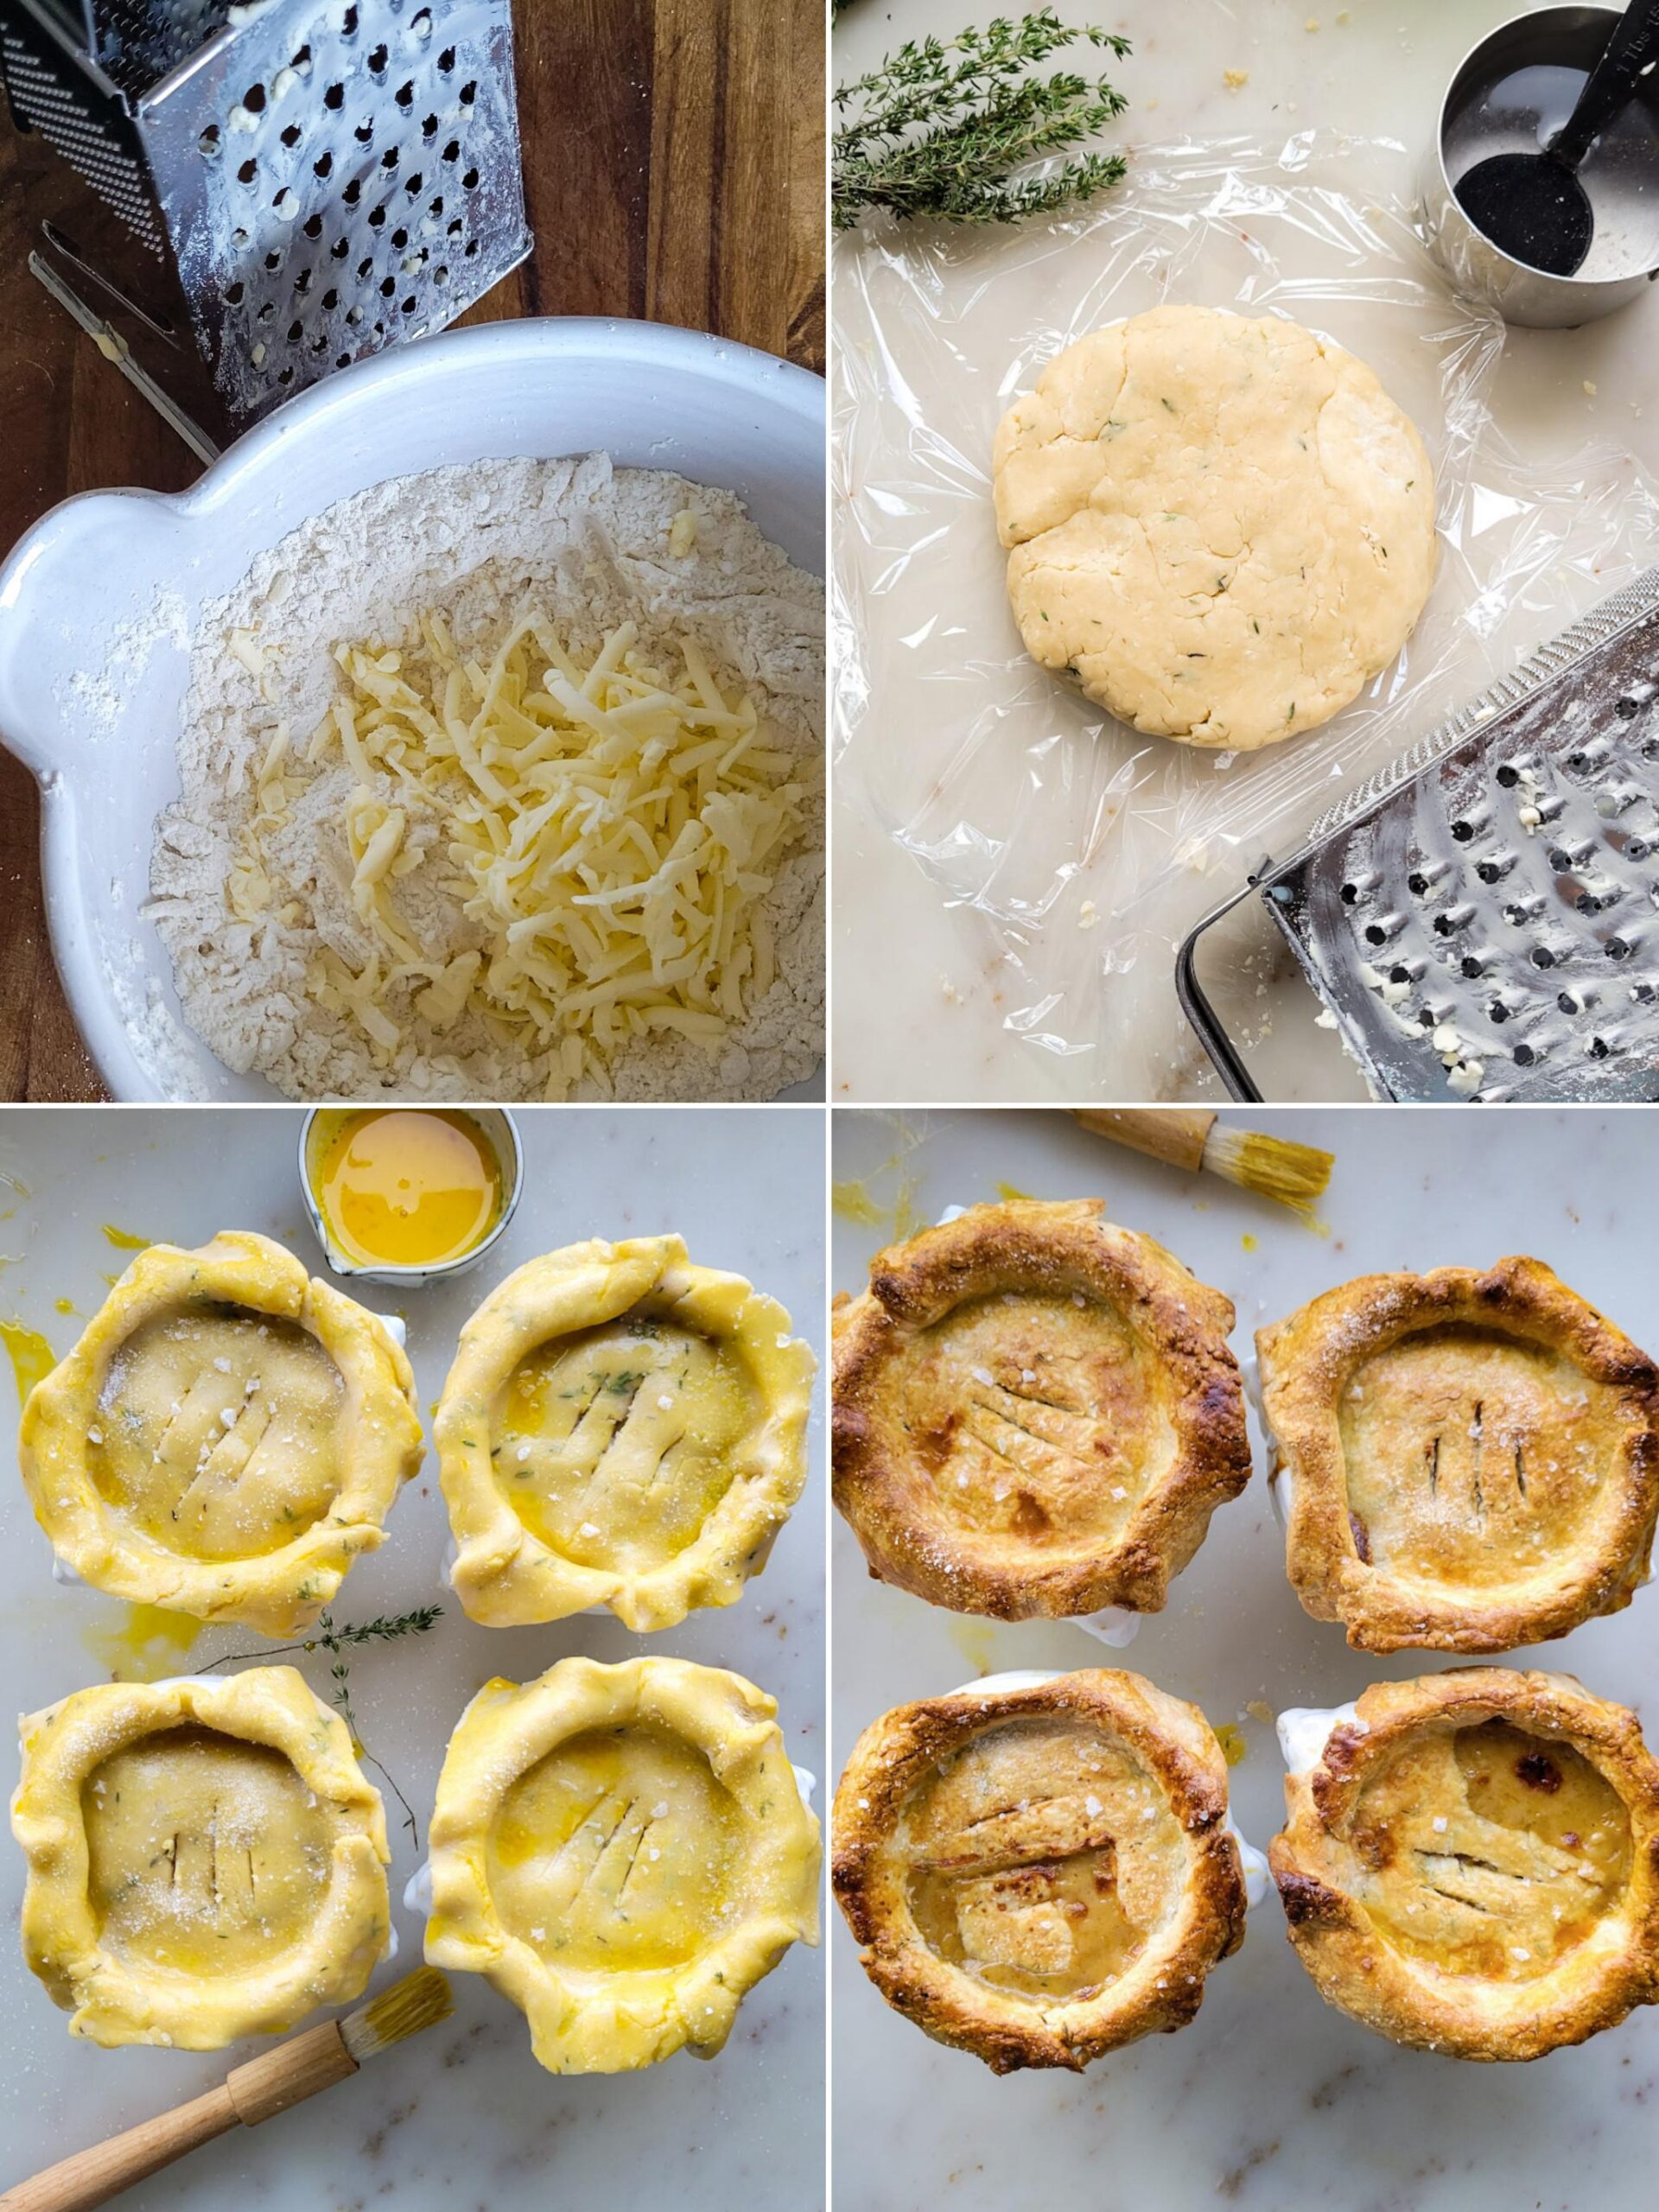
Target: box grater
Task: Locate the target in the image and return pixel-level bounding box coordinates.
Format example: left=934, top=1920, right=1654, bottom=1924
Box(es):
left=1177, top=567, right=1659, bottom=1103
left=0, top=0, right=531, bottom=453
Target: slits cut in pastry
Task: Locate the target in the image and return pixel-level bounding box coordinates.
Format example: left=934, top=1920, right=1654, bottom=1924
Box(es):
left=832, top=1669, right=1248, bottom=2073
left=832, top=1201, right=1250, bottom=1618
left=1269, top=1669, right=1659, bottom=2061
left=435, top=1235, right=816, bottom=1631
left=1258, top=1256, right=1659, bottom=1653
left=422, top=1655, right=820, bottom=2073
left=20, top=1231, right=424, bottom=1635
left=11, top=1667, right=391, bottom=2049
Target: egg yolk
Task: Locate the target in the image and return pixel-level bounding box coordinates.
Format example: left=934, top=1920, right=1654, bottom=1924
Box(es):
left=310, top=1109, right=501, bottom=1268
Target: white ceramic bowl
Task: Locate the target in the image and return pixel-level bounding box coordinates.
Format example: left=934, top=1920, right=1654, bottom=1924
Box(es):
left=0, top=318, right=825, bottom=1100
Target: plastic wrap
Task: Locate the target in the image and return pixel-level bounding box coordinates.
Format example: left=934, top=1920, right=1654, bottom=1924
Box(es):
left=833, top=130, right=1659, bottom=1096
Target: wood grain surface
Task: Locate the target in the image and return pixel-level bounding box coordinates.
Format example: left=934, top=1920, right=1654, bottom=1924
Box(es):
left=0, top=0, right=824, bottom=1101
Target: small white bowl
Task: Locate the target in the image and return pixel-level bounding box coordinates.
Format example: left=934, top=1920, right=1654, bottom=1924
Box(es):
left=298, top=1106, right=523, bottom=1287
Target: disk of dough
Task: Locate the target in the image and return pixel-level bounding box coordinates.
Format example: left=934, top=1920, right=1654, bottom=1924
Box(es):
left=992, top=305, right=1437, bottom=752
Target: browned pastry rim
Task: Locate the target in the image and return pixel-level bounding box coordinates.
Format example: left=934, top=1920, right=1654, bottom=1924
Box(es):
left=1257, top=1256, right=1659, bottom=1654
left=832, top=1668, right=1249, bottom=2074
left=832, top=1200, right=1251, bottom=1618
left=1269, top=1668, right=1659, bottom=2062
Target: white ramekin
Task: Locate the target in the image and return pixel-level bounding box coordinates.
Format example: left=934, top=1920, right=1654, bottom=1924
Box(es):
left=298, top=1104, right=523, bottom=1287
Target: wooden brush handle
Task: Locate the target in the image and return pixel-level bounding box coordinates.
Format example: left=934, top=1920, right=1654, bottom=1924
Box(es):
left=1076, top=1109, right=1217, bottom=1175
left=0, top=2087, right=238, bottom=2212
left=1, top=2024, right=355, bottom=2212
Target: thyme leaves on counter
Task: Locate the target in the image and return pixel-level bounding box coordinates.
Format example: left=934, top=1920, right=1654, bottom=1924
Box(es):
left=202, top=1605, right=442, bottom=1846
left=833, top=13, right=1130, bottom=231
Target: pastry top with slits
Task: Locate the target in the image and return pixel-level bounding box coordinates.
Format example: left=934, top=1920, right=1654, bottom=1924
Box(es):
left=832, top=1200, right=1250, bottom=1619
left=1258, top=1256, right=1659, bottom=1653
left=832, top=1669, right=1248, bottom=2074
left=19, top=1231, right=423, bottom=1635
left=1270, top=1669, right=1659, bottom=2061
left=422, top=1655, right=821, bottom=2074
left=436, top=1235, right=816, bottom=1632
left=11, top=1667, right=390, bottom=2050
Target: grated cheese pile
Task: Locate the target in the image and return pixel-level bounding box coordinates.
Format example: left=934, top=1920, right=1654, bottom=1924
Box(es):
left=228, top=607, right=811, bottom=1097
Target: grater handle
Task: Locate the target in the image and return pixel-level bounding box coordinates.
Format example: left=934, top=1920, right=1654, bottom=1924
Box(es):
left=1173, top=882, right=1267, bottom=1102
left=28, top=254, right=219, bottom=465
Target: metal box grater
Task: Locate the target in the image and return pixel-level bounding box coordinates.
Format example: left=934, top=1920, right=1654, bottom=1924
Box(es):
left=1178, top=569, right=1659, bottom=1103
left=0, top=0, right=531, bottom=452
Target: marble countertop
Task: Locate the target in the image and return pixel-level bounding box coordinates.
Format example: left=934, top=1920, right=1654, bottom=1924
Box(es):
left=0, top=1106, right=824, bottom=2210
left=830, top=1106, right=1659, bottom=2209
left=831, top=0, right=1659, bottom=1102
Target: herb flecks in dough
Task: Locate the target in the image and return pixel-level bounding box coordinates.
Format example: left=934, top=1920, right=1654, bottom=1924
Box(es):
left=991, top=305, right=1438, bottom=752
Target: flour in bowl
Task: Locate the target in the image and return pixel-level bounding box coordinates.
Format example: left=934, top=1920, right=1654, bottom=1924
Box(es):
left=149, top=454, right=824, bottom=1100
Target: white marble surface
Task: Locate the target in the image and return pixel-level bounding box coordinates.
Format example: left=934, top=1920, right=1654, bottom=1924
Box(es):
left=831, top=0, right=1659, bottom=1102
left=830, top=1105, right=1659, bottom=2209
left=0, top=1106, right=824, bottom=2209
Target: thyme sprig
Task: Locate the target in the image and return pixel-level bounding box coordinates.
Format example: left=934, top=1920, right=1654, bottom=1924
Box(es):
left=833, top=13, right=1131, bottom=231
left=201, top=1605, right=442, bottom=1846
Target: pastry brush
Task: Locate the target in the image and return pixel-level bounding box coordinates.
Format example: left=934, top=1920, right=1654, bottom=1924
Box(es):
left=1074, top=1109, right=1333, bottom=1217
left=1, top=1967, right=454, bottom=2212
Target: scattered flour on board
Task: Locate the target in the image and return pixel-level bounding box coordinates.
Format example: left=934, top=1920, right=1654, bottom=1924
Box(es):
left=146, top=454, right=824, bottom=1100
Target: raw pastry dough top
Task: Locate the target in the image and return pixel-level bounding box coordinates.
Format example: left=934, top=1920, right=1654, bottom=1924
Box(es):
left=993, top=304, right=1437, bottom=750
left=436, top=1234, right=815, bottom=1632
left=423, top=1655, right=821, bottom=2074
left=19, top=1230, right=423, bottom=1635
left=12, top=1667, right=390, bottom=2050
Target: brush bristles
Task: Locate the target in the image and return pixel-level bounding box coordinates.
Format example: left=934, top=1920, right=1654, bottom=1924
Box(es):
left=1201, top=1126, right=1333, bottom=1216
left=341, top=1967, right=454, bottom=2062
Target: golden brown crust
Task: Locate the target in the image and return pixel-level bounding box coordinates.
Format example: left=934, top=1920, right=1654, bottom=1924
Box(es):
left=1257, top=1256, right=1659, bottom=1654
left=1269, top=1668, right=1659, bottom=2061
left=832, top=1201, right=1250, bottom=1618
left=832, top=1668, right=1248, bottom=2073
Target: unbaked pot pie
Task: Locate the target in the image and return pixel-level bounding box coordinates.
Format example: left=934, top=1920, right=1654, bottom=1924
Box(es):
left=832, top=1201, right=1250, bottom=1619
left=435, top=1235, right=815, bottom=1631
left=422, top=1655, right=820, bottom=2073
left=11, top=1667, right=391, bottom=2049
left=1269, top=1669, right=1659, bottom=2061
left=1257, top=1257, right=1659, bottom=1654
left=20, top=1231, right=424, bottom=1635
left=832, top=1669, right=1249, bottom=2073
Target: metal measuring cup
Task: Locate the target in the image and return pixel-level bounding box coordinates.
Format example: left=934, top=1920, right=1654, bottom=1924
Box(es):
left=1418, top=3, right=1659, bottom=326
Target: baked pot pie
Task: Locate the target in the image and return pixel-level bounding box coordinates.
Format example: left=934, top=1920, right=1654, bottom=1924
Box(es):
left=422, top=1655, right=820, bottom=2073
left=1269, top=1669, right=1659, bottom=2061
left=11, top=1666, right=391, bottom=2049
left=832, top=1669, right=1249, bottom=2073
left=832, top=1201, right=1250, bottom=1618
left=20, top=1231, right=424, bottom=1635
left=1258, top=1257, right=1659, bottom=1653
left=435, top=1235, right=815, bottom=1631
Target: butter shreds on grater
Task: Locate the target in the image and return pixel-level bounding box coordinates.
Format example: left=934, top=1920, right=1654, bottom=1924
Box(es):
left=0, top=0, right=531, bottom=455
left=1178, top=568, right=1659, bottom=1103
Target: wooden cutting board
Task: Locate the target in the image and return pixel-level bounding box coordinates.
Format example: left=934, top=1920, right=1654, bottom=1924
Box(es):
left=0, top=0, right=824, bottom=1101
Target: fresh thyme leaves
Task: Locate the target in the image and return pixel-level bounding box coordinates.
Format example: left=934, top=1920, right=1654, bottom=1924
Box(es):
left=833, top=13, right=1131, bottom=231
left=325, top=1605, right=445, bottom=1649
left=201, top=1604, right=442, bottom=1847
